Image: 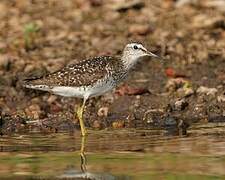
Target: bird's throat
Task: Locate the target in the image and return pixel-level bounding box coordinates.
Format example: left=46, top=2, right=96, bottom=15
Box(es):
left=121, top=54, right=139, bottom=71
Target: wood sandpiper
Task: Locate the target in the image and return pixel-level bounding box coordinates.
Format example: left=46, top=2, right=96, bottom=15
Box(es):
left=24, top=43, right=159, bottom=136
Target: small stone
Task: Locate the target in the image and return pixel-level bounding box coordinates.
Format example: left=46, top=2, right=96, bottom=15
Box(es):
left=104, top=11, right=120, bottom=22
left=25, top=104, right=42, bottom=119
left=174, top=99, right=189, bottom=111
left=207, top=103, right=224, bottom=122
left=202, top=0, right=225, bottom=12
left=165, top=67, right=176, bottom=78
left=192, top=14, right=225, bottom=28
left=14, top=58, right=26, bottom=72
left=217, top=94, right=225, bottom=102
left=164, top=116, right=177, bottom=127
left=97, top=107, right=109, bottom=117
left=197, top=86, right=218, bottom=97
left=115, top=84, right=149, bottom=96
left=175, top=0, right=195, bottom=7
left=165, top=78, right=188, bottom=92
left=142, top=109, right=164, bottom=126
left=166, top=78, right=194, bottom=97
left=112, top=0, right=145, bottom=12
left=47, top=95, right=58, bottom=104
left=184, top=88, right=194, bottom=97
left=89, top=0, right=102, bottom=7
left=101, top=92, right=115, bottom=104
left=177, top=87, right=194, bottom=98
left=128, top=24, right=151, bottom=36
left=93, top=120, right=101, bottom=129
left=112, top=120, right=125, bottom=129
left=177, top=119, right=188, bottom=136
left=162, top=0, right=175, bottom=9
left=24, top=64, right=35, bottom=73
left=0, top=55, right=11, bottom=70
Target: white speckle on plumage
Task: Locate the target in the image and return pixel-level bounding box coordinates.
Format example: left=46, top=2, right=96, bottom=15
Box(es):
left=23, top=43, right=160, bottom=136
left=24, top=43, right=158, bottom=99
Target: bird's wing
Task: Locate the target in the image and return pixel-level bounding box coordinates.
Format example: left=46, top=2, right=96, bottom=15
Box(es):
left=24, top=56, right=114, bottom=88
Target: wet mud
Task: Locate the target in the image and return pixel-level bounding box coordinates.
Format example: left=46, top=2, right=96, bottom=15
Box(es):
left=0, top=0, right=225, bottom=135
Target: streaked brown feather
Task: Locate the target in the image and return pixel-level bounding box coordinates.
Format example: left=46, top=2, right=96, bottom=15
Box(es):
left=24, top=56, right=124, bottom=88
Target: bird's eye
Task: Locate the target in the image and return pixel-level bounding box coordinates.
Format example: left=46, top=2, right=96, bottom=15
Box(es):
left=133, top=45, right=138, bottom=50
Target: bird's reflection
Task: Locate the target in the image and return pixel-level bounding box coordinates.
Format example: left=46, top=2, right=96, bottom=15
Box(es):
left=80, top=135, right=87, bottom=173
left=58, top=135, right=116, bottom=180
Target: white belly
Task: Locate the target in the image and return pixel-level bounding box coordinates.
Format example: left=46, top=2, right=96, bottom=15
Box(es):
left=52, top=78, right=115, bottom=98
left=25, top=76, right=116, bottom=99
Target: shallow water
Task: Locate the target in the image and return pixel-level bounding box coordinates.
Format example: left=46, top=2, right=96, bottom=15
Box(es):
left=1, top=123, right=225, bottom=179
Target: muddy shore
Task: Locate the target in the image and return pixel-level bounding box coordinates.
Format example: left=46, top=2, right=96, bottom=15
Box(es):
left=0, top=0, right=225, bottom=135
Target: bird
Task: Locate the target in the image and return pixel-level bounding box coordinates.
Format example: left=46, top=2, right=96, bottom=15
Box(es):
left=23, top=43, right=159, bottom=136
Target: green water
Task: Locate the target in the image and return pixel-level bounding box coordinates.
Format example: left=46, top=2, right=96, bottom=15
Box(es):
left=1, top=124, right=225, bottom=180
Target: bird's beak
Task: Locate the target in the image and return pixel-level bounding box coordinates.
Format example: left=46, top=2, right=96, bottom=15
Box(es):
left=146, top=50, right=164, bottom=61
left=141, top=47, right=163, bottom=60
left=147, top=51, right=159, bottom=58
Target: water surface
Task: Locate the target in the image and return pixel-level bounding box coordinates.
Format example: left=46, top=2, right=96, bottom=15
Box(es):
left=1, top=123, right=225, bottom=179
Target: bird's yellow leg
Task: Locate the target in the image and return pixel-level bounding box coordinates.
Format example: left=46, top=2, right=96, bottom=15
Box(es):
left=76, top=98, right=87, bottom=136
left=80, top=136, right=87, bottom=172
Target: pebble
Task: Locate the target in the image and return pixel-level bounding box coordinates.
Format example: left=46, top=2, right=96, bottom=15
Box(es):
left=177, top=119, right=188, bottom=135
left=89, top=0, right=102, bottom=7
left=97, top=107, right=109, bottom=117
left=93, top=120, right=101, bottom=129
left=24, top=64, right=35, bottom=73
left=164, top=116, right=177, bottom=127
left=128, top=24, right=151, bottom=36
left=217, top=94, right=225, bottom=102
left=0, top=55, right=11, bottom=70
left=165, top=78, right=188, bottom=92
left=25, top=104, right=42, bottom=119
left=192, top=14, right=225, bottom=28
left=177, top=87, right=194, bottom=97
left=112, top=120, right=125, bottom=129
left=174, top=99, right=189, bottom=111
left=142, top=109, right=164, bottom=125
left=112, top=0, right=145, bottom=12
left=166, top=78, right=194, bottom=97
left=197, top=86, right=218, bottom=97
left=47, top=95, right=58, bottom=104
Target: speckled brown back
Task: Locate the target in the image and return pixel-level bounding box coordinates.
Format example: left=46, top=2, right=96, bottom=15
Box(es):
left=24, top=56, right=125, bottom=88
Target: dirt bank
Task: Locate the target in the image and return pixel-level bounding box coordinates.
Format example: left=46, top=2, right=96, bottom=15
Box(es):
left=0, top=0, right=225, bottom=135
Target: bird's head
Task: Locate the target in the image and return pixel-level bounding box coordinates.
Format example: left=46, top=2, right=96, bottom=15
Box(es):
left=122, top=43, right=159, bottom=69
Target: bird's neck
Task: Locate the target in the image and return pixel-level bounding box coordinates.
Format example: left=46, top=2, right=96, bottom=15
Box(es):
left=121, top=54, right=139, bottom=71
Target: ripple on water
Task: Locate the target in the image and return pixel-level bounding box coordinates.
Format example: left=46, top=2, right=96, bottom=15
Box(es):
left=0, top=125, right=225, bottom=179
